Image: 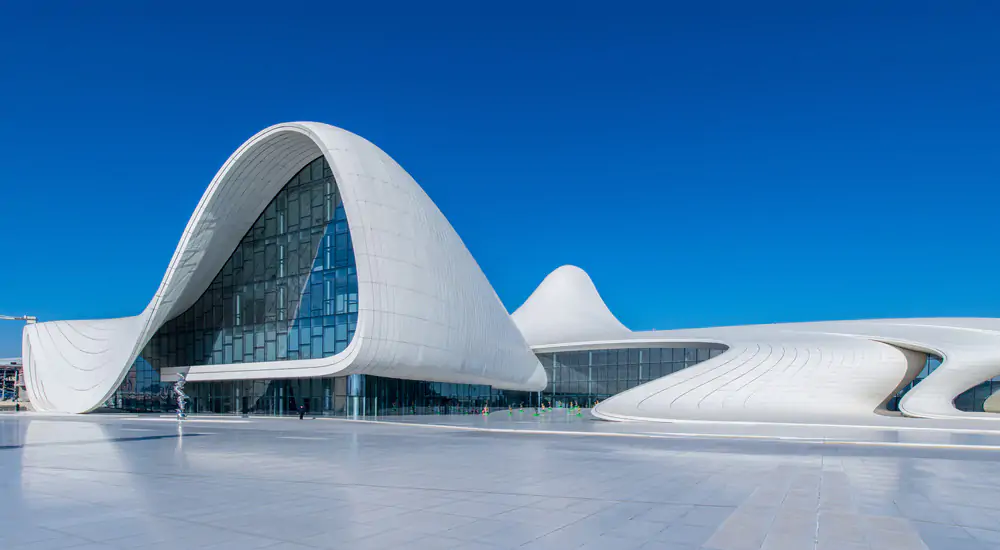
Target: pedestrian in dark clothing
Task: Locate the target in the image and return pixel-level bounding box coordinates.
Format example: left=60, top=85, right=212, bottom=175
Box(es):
left=298, top=404, right=305, bottom=420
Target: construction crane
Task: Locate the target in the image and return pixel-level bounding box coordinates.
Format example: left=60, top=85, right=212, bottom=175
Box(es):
left=0, top=315, right=36, bottom=324
left=0, top=315, right=34, bottom=404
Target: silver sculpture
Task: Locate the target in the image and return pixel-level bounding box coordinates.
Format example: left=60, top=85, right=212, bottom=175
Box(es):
left=174, top=373, right=189, bottom=420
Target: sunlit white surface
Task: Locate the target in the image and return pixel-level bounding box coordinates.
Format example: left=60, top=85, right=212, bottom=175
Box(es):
left=511, top=265, right=629, bottom=346
left=23, top=123, right=544, bottom=413
left=511, top=267, right=1000, bottom=422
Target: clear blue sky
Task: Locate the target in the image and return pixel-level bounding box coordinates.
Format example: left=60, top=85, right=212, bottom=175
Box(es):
left=1, top=2, right=998, bottom=356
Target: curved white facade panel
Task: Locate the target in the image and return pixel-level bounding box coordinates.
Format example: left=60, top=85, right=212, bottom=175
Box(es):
left=581, top=318, right=1000, bottom=422
left=512, top=265, right=629, bottom=347
left=509, top=268, right=1000, bottom=422
left=23, top=122, right=545, bottom=413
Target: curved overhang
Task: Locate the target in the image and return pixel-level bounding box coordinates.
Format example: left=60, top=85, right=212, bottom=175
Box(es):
left=509, top=267, right=1000, bottom=423
left=588, top=319, right=1000, bottom=422
left=23, top=122, right=545, bottom=413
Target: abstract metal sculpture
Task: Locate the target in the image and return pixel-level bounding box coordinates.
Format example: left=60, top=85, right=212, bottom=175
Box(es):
left=174, top=373, right=188, bottom=420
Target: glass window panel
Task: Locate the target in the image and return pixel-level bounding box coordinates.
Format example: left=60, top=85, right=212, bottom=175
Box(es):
left=115, top=156, right=358, bottom=412
left=323, top=327, right=337, bottom=354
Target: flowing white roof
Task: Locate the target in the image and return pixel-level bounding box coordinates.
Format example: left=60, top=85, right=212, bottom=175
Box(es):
left=511, top=265, right=630, bottom=347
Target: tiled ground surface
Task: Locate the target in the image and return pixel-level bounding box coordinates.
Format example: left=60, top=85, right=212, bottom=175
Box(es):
left=1, top=413, right=1000, bottom=549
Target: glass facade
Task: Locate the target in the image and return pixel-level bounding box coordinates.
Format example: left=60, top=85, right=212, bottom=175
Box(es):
left=104, top=370, right=539, bottom=416
left=103, top=344, right=1000, bottom=416
left=141, top=155, right=358, bottom=370
left=886, top=354, right=1000, bottom=413
left=103, top=345, right=728, bottom=415
left=105, top=357, right=167, bottom=412
left=537, top=346, right=726, bottom=407
left=162, top=375, right=535, bottom=416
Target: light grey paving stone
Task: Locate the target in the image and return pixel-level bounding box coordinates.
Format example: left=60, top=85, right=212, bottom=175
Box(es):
left=427, top=499, right=518, bottom=518
left=348, top=504, right=411, bottom=523
left=349, top=528, right=428, bottom=549
left=526, top=496, right=583, bottom=510
left=402, top=536, right=469, bottom=550
left=921, top=535, right=993, bottom=550
left=760, top=530, right=818, bottom=550
left=250, top=543, right=317, bottom=550
left=203, top=536, right=289, bottom=550
left=526, top=522, right=608, bottom=546
left=966, top=527, right=1000, bottom=543
left=635, top=504, right=695, bottom=523
left=866, top=527, right=929, bottom=550
left=911, top=519, right=975, bottom=541
left=47, top=518, right=166, bottom=543
left=815, top=540, right=868, bottom=550
left=894, top=499, right=951, bottom=523
left=442, top=518, right=514, bottom=540
left=8, top=415, right=1000, bottom=550
left=654, top=523, right=717, bottom=545
left=577, top=533, right=651, bottom=549
left=445, top=518, right=556, bottom=546
left=562, top=498, right=618, bottom=515
left=5, top=533, right=102, bottom=550
left=948, top=505, right=1000, bottom=531
left=703, top=516, right=769, bottom=550
left=471, top=493, right=547, bottom=507
left=33, top=545, right=119, bottom=550
left=639, top=544, right=702, bottom=550
left=602, top=518, right=670, bottom=540
left=817, top=511, right=867, bottom=543
left=0, top=526, right=77, bottom=546
left=294, top=521, right=387, bottom=544
left=680, top=505, right=736, bottom=527
left=391, top=508, right=479, bottom=534
left=493, top=506, right=588, bottom=527
left=431, top=537, right=511, bottom=550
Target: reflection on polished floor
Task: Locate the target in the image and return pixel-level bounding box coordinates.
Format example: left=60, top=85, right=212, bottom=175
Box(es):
left=1, top=413, right=1000, bottom=550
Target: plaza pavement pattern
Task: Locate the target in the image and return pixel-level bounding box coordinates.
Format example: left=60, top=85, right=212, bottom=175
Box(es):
left=1, top=411, right=1000, bottom=549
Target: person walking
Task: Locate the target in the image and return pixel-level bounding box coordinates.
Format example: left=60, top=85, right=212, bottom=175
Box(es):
left=298, top=404, right=305, bottom=420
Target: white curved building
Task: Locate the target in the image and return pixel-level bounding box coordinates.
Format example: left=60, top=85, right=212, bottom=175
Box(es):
left=23, top=122, right=544, bottom=414
left=516, top=268, right=1000, bottom=422
left=21, top=122, right=1000, bottom=421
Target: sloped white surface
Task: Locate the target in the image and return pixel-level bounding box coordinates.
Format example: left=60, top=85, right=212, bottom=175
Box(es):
left=512, top=265, right=630, bottom=347
left=584, top=318, right=1000, bottom=422
left=510, top=266, right=1000, bottom=422
left=23, top=122, right=545, bottom=413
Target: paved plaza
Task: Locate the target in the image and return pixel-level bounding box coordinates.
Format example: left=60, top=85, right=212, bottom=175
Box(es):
left=2, top=412, right=1000, bottom=549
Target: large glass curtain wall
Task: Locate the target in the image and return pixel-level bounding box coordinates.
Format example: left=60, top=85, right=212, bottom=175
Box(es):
left=141, top=155, right=358, bottom=371
left=537, top=346, right=726, bottom=407
left=105, top=346, right=1000, bottom=415
left=106, top=373, right=538, bottom=416
left=106, top=346, right=727, bottom=415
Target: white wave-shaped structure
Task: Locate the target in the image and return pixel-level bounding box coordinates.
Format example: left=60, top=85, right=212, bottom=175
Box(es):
left=23, top=122, right=545, bottom=413
left=514, top=266, right=1000, bottom=422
